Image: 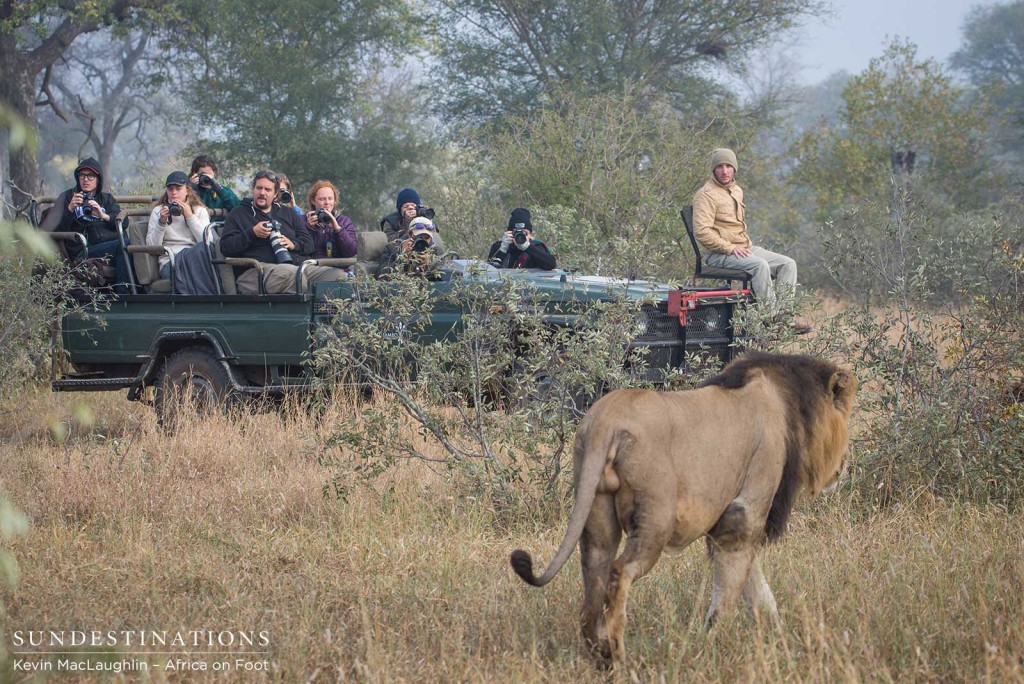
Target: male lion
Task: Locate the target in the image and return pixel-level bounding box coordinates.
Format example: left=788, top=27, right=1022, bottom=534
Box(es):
left=510, top=352, right=856, bottom=666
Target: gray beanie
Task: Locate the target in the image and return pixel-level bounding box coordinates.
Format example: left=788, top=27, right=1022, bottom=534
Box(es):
left=710, top=148, right=738, bottom=172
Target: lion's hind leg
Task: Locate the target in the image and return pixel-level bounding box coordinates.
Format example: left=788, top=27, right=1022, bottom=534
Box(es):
left=579, top=492, right=621, bottom=665
left=602, top=496, right=675, bottom=665
left=741, top=555, right=779, bottom=623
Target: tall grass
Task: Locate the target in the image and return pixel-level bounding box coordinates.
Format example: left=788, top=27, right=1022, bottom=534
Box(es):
left=1, top=388, right=1022, bottom=681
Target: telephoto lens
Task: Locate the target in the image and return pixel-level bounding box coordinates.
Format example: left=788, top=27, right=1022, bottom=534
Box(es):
left=316, top=209, right=331, bottom=225
left=168, top=201, right=183, bottom=217
left=266, top=220, right=293, bottom=264
left=513, top=229, right=529, bottom=248
left=279, top=189, right=293, bottom=204
left=412, top=236, right=431, bottom=253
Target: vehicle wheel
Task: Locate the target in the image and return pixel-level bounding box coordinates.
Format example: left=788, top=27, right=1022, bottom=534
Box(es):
left=155, top=347, right=234, bottom=428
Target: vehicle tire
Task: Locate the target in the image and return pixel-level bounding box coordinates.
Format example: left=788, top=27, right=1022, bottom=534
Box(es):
left=155, top=347, right=235, bottom=429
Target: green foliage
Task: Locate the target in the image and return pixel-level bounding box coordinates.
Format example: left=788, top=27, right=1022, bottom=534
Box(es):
left=310, top=274, right=653, bottom=507
left=173, top=0, right=435, bottom=227
left=796, top=196, right=1024, bottom=509
left=793, top=39, right=993, bottom=216
left=0, top=252, right=97, bottom=406
left=434, top=0, right=824, bottom=126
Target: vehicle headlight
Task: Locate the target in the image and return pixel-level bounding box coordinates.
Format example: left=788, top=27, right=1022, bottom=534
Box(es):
left=634, top=311, right=651, bottom=337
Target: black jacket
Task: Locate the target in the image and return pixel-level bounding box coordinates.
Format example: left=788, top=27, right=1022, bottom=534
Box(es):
left=42, top=157, right=122, bottom=249
left=487, top=239, right=557, bottom=270
left=379, top=211, right=403, bottom=240
left=220, top=199, right=314, bottom=267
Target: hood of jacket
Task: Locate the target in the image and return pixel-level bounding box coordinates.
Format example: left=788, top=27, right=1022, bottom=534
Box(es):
left=74, top=157, right=106, bottom=194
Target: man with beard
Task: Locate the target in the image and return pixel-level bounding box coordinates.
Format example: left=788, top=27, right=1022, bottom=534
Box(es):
left=220, top=169, right=345, bottom=294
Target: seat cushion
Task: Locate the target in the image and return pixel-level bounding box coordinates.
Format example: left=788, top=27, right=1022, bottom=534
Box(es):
left=356, top=230, right=389, bottom=278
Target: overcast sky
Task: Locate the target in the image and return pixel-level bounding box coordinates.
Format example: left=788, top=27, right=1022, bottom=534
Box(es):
left=792, top=0, right=999, bottom=83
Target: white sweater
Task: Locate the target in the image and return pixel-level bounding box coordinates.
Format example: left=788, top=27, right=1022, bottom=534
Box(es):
left=146, top=205, right=211, bottom=267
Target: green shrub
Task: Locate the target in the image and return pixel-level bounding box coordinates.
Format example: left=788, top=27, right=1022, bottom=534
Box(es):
left=798, top=198, right=1024, bottom=508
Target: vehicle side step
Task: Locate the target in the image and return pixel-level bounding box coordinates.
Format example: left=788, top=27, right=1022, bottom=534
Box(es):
left=52, top=377, right=136, bottom=392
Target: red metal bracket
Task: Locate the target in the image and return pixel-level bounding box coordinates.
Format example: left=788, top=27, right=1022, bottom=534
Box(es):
left=668, top=289, right=749, bottom=326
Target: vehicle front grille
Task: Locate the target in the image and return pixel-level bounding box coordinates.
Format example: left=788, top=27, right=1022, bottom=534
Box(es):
left=685, top=303, right=733, bottom=343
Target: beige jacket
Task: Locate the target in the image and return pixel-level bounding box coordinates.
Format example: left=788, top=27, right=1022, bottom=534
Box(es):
left=691, top=178, right=751, bottom=254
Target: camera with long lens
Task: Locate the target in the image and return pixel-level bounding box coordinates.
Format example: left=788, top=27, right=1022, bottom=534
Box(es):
left=266, top=219, right=293, bottom=264
left=167, top=201, right=183, bottom=217
left=415, top=204, right=435, bottom=220
left=197, top=173, right=216, bottom=189
left=315, top=208, right=332, bottom=225
left=278, top=188, right=293, bottom=204
left=512, top=229, right=529, bottom=248
left=411, top=234, right=432, bottom=254
left=75, top=191, right=97, bottom=221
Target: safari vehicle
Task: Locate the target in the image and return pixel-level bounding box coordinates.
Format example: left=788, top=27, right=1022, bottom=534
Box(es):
left=36, top=196, right=750, bottom=420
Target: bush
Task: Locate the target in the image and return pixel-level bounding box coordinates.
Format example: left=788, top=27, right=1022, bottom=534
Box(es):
left=309, top=273, right=659, bottom=508
left=797, top=197, right=1024, bottom=508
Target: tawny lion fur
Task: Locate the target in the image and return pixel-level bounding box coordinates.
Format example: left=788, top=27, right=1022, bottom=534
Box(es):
left=510, top=352, right=857, bottom=666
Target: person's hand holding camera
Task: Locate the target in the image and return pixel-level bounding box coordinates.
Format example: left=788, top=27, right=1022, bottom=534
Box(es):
left=256, top=221, right=294, bottom=250
left=87, top=198, right=107, bottom=220
left=307, top=209, right=340, bottom=232
left=253, top=220, right=273, bottom=239
left=499, top=231, right=514, bottom=252
left=68, top=192, right=84, bottom=212
left=253, top=221, right=292, bottom=250
left=191, top=172, right=221, bottom=192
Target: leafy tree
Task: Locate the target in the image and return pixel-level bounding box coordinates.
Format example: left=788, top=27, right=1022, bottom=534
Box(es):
left=173, top=0, right=435, bottom=227
left=950, top=0, right=1024, bottom=166
left=0, top=0, right=151, bottom=202
left=434, top=0, right=824, bottom=126
left=792, top=38, right=993, bottom=216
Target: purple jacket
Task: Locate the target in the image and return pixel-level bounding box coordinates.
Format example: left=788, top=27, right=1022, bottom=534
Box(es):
left=309, top=212, right=357, bottom=260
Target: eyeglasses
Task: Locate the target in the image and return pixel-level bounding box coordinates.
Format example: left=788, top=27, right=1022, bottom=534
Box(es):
left=78, top=172, right=98, bottom=180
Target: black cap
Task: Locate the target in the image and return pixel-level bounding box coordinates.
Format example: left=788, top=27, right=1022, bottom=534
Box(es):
left=165, top=171, right=189, bottom=187
left=508, top=207, right=532, bottom=231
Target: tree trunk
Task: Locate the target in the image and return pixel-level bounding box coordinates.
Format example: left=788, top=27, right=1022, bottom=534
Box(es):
left=0, top=34, right=41, bottom=205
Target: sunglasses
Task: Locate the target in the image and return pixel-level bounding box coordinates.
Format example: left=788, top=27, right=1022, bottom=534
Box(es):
left=254, top=170, right=278, bottom=183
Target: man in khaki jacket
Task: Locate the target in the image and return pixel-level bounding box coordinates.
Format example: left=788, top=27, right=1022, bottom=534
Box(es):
left=692, top=148, right=811, bottom=334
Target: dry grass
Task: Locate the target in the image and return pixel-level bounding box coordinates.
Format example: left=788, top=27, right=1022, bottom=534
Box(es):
left=2, top=388, right=1023, bottom=682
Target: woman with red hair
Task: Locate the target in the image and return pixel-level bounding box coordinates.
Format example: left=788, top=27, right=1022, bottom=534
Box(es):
left=305, top=180, right=357, bottom=262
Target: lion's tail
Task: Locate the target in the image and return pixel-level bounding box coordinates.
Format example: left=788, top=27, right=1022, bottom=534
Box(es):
left=510, top=423, right=626, bottom=588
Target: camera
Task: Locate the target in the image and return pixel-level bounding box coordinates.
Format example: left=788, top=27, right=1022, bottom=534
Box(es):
left=415, top=204, right=435, bottom=220
left=75, top=191, right=97, bottom=220
left=315, top=208, right=332, bottom=225
left=168, top=201, right=183, bottom=217
left=411, top=234, right=432, bottom=254
left=512, top=229, right=529, bottom=248
left=278, top=188, right=293, bottom=204
left=266, top=219, right=293, bottom=264
left=197, top=173, right=216, bottom=189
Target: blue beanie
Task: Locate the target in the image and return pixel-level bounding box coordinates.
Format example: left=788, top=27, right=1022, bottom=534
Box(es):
left=396, top=188, right=420, bottom=211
